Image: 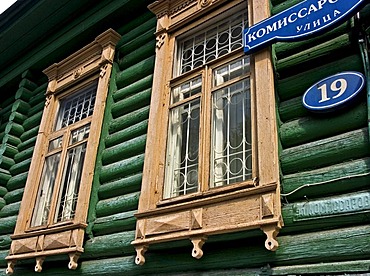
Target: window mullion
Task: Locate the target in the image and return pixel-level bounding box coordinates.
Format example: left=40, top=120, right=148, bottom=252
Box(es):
left=199, top=67, right=211, bottom=192
left=46, top=128, right=70, bottom=226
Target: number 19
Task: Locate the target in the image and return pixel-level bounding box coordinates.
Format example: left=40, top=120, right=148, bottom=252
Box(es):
left=318, top=78, right=348, bottom=103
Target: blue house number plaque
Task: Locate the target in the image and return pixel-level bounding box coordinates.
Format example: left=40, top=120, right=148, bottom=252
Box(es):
left=302, top=72, right=366, bottom=112
left=244, top=0, right=366, bottom=54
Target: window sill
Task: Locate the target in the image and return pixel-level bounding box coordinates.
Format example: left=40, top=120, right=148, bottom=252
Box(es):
left=133, top=181, right=282, bottom=265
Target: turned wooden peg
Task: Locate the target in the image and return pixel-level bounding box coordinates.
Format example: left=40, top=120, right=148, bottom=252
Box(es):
left=135, top=245, right=148, bottom=265
left=261, top=224, right=280, bottom=251
left=68, top=252, right=81, bottom=270
left=190, top=236, right=207, bottom=259
left=35, top=257, right=45, bottom=272
left=6, top=260, right=16, bottom=275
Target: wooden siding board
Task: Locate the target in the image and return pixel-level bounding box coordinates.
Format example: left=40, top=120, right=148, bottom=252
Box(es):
left=280, top=128, right=370, bottom=174
left=280, top=102, right=367, bottom=148
left=277, top=54, right=363, bottom=101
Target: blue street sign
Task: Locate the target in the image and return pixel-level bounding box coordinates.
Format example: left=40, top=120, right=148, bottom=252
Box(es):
left=302, top=71, right=366, bottom=112
left=244, top=0, right=366, bottom=54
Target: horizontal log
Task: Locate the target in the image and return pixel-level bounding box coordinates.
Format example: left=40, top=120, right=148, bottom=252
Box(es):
left=281, top=128, right=370, bottom=174
left=270, top=260, right=370, bottom=275
left=14, top=86, right=34, bottom=101
left=280, top=102, right=367, bottom=148
left=279, top=96, right=310, bottom=122
left=22, top=111, right=42, bottom=132
left=118, top=42, right=155, bottom=70
left=9, top=112, right=27, bottom=126
left=28, top=83, right=47, bottom=105
left=113, top=74, right=153, bottom=104
left=0, top=198, right=5, bottom=211
left=0, top=202, right=20, bottom=218
left=277, top=54, right=363, bottom=101
left=9, top=158, right=31, bottom=175
left=277, top=34, right=353, bottom=78
left=282, top=157, right=370, bottom=199
left=117, top=14, right=156, bottom=49
left=27, top=101, right=44, bottom=119
left=0, top=155, right=15, bottom=170
left=11, top=100, right=30, bottom=115
left=118, top=28, right=156, bottom=59
left=92, top=210, right=136, bottom=236
left=82, top=230, right=136, bottom=260
left=0, top=186, right=7, bottom=198
left=105, top=120, right=148, bottom=148
left=1, top=144, right=18, bottom=159
left=17, top=81, right=37, bottom=95
left=96, top=191, right=140, bottom=218
left=98, top=173, right=142, bottom=200
left=100, top=154, right=144, bottom=184
left=18, top=135, right=37, bottom=152
left=6, top=171, right=27, bottom=191
left=5, top=122, right=24, bottom=138
left=111, top=88, right=151, bottom=119
left=0, top=171, right=11, bottom=185
left=14, top=147, right=34, bottom=163
left=102, top=134, right=146, bottom=165
left=0, top=215, right=16, bottom=235
left=0, top=234, right=11, bottom=250
left=4, top=188, right=24, bottom=204
left=272, top=0, right=301, bottom=14
left=275, top=22, right=349, bottom=59
left=115, top=56, right=155, bottom=89
left=4, top=135, right=21, bottom=148
left=0, top=249, right=8, bottom=267
left=108, top=106, right=149, bottom=135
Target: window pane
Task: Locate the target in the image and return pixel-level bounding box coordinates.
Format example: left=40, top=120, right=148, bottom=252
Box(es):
left=48, top=136, right=63, bottom=152
left=54, top=142, right=87, bottom=223
left=171, top=76, right=202, bottom=104
left=178, top=10, right=247, bottom=75
left=211, top=79, right=252, bottom=187
left=31, top=153, right=61, bottom=227
left=214, top=57, right=250, bottom=86
left=69, top=124, right=90, bottom=145
left=55, top=82, right=97, bottom=130
left=164, top=99, right=200, bottom=198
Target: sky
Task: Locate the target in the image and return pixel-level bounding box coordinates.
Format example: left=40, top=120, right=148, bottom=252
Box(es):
left=0, top=0, right=17, bottom=15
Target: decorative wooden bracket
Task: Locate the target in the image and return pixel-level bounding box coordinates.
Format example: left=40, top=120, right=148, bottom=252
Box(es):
left=6, top=260, right=16, bottom=275
left=35, top=257, right=45, bottom=272
left=261, top=222, right=281, bottom=251
left=134, top=244, right=148, bottom=265
left=190, top=236, right=207, bottom=259
left=68, top=252, right=81, bottom=270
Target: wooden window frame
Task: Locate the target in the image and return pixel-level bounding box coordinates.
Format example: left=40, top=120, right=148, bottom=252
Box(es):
left=132, top=0, right=282, bottom=265
left=6, top=29, right=121, bottom=275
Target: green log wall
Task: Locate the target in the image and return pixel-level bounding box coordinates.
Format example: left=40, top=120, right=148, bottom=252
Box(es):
left=0, top=0, right=370, bottom=275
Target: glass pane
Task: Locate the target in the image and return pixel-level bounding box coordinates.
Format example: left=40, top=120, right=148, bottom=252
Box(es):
left=164, top=99, right=200, bottom=198
left=171, top=77, right=202, bottom=104
left=48, top=136, right=63, bottom=152
left=55, top=82, right=97, bottom=130
left=54, top=142, right=87, bottom=223
left=178, top=10, right=247, bottom=75
left=69, top=124, right=90, bottom=145
left=211, top=79, right=252, bottom=187
left=31, top=153, right=61, bottom=227
left=214, top=57, right=250, bottom=86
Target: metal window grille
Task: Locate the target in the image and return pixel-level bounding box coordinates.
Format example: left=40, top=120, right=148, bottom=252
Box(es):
left=178, top=10, right=247, bottom=75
